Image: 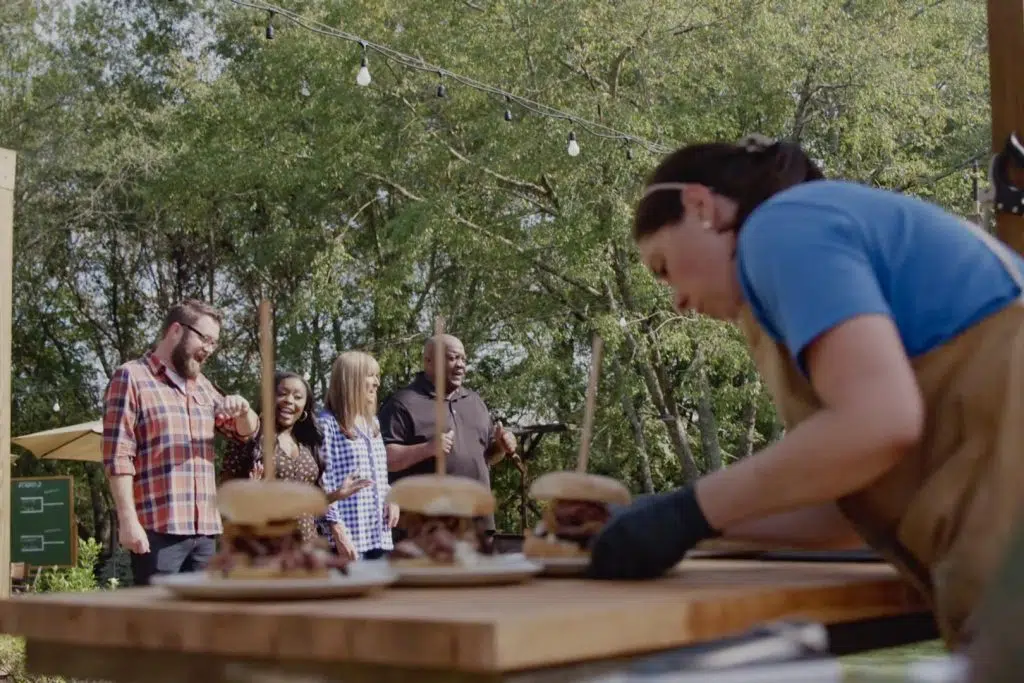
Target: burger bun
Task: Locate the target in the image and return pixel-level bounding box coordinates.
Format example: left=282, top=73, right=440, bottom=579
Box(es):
left=522, top=531, right=591, bottom=560
left=218, top=479, right=328, bottom=525
left=211, top=564, right=331, bottom=580
left=528, top=471, right=631, bottom=506
left=386, top=474, right=495, bottom=517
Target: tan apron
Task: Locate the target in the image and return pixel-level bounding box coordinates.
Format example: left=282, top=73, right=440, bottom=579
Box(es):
left=735, top=219, right=1024, bottom=649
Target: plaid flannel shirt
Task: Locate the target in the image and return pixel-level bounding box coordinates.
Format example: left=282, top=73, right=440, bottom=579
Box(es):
left=319, top=409, right=393, bottom=553
left=102, top=352, right=241, bottom=536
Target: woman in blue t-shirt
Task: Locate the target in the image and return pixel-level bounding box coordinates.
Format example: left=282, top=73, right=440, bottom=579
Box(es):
left=587, top=136, right=1024, bottom=648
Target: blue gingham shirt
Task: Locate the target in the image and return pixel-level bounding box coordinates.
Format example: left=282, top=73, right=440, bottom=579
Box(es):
left=318, top=410, right=393, bottom=553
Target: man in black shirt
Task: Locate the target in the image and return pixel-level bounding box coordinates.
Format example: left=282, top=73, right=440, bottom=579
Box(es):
left=379, top=334, right=517, bottom=534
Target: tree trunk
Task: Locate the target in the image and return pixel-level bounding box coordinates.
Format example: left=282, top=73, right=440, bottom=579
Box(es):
left=735, top=395, right=759, bottom=461
left=87, top=464, right=112, bottom=550
left=605, top=262, right=700, bottom=483
left=695, top=362, right=722, bottom=471
left=619, top=379, right=655, bottom=494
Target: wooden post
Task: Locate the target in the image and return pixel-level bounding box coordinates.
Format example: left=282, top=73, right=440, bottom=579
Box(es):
left=986, top=0, right=1024, bottom=255
left=966, top=10, right=1024, bottom=677
left=0, top=149, right=17, bottom=599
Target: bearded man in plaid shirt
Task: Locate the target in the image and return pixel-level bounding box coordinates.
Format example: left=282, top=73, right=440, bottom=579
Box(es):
left=102, top=299, right=258, bottom=585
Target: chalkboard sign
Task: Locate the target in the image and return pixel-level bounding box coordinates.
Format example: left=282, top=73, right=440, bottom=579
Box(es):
left=11, top=476, right=76, bottom=567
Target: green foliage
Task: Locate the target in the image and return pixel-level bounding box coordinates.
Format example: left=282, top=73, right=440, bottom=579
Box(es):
left=32, top=538, right=104, bottom=593
left=0, top=635, right=66, bottom=683
left=0, top=0, right=991, bottom=535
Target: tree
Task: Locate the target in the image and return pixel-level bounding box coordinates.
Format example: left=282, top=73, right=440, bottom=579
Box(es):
left=0, top=0, right=991, bottom=539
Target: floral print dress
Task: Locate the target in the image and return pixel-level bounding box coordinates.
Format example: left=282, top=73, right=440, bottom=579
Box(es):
left=220, top=430, right=321, bottom=543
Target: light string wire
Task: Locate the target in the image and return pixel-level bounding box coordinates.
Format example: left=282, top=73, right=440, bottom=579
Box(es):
left=226, top=0, right=676, bottom=155
left=225, top=0, right=987, bottom=194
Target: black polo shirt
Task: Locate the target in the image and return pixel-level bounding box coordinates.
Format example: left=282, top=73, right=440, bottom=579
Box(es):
left=379, top=372, right=496, bottom=529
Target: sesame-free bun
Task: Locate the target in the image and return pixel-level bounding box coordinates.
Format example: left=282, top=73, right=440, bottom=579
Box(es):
left=212, top=564, right=331, bottom=580
left=217, top=479, right=328, bottom=525
left=387, top=556, right=442, bottom=568
left=522, top=531, right=591, bottom=559
left=528, top=471, right=631, bottom=506
left=386, top=474, right=495, bottom=517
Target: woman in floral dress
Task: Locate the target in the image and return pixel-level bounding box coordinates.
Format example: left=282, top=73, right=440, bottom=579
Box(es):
left=221, top=371, right=371, bottom=542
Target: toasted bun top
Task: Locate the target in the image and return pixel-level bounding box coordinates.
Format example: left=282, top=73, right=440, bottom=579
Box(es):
left=217, top=479, right=328, bottom=525
left=529, top=471, right=631, bottom=506
left=386, top=474, right=495, bottom=517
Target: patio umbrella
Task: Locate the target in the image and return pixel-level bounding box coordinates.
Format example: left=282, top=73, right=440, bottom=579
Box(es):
left=11, top=421, right=103, bottom=462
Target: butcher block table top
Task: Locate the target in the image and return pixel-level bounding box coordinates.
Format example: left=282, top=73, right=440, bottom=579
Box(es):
left=0, top=559, right=931, bottom=682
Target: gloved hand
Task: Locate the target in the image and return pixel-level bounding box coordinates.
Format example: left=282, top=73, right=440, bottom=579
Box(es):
left=586, top=484, right=721, bottom=580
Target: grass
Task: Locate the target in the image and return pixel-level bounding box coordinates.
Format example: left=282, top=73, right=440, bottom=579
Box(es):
left=0, top=635, right=97, bottom=683
left=0, top=635, right=58, bottom=682
left=841, top=640, right=952, bottom=680
left=842, top=640, right=946, bottom=665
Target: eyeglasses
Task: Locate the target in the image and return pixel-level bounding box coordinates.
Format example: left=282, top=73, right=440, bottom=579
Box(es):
left=182, top=323, right=219, bottom=350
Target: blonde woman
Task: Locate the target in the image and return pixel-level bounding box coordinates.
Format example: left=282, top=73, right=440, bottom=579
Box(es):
left=318, top=351, right=398, bottom=560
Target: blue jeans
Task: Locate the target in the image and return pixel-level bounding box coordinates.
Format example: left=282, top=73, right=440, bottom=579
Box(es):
left=130, top=530, right=217, bottom=586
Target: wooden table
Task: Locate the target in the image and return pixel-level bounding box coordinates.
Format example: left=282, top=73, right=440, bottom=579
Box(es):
left=0, top=559, right=933, bottom=683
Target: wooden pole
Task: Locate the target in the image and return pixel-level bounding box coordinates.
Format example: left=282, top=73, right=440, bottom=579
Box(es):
left=433, top=317, right=446, bottom=476
left=986, top=0, right=1024, bottom=256
left=964, top=12, right=1024, bottom=676
left=0, top=149, right=17, bottom=599
left=258, top=300, right=276, bottom=481
left=575, top=334, right=603, bottom=473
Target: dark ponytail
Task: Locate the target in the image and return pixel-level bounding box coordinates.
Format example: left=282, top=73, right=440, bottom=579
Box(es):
left=632, top=136, right=825, bottom=241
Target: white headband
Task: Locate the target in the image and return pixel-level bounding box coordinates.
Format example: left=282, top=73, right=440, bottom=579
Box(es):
left=641, top=182, right=688, bottom=199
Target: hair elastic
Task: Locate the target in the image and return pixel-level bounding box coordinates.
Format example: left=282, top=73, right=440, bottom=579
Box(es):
left=738, top=133, right=777, bottom=153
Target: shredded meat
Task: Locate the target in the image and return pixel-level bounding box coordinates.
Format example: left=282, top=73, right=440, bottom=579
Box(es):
left=209, top=523, right=349, bottom=576
left=389, top=513, right=493, bottom=563
left=536, top=500, right=611, bottom=549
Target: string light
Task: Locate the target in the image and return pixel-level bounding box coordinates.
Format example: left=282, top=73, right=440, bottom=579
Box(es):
left=264, top=10, right=274, bottom=40
left=567, top=132, right=580, bottom=158
left=52, top=400, right=60, bottom=413
left=356, top=44, right=371, bottom=87
left=226, top=0, right=675, bottom=157
left=300, top=79, right=310, bottom=97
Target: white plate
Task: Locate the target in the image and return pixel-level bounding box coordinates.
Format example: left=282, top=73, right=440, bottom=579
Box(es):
left=531, top=556, right=590, bottom=577
left=391, top=553, right=542, bottom=587
left=152, top=560, right=397, bottom=600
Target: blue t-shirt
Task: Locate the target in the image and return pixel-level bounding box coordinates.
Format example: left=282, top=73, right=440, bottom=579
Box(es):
left=737, top=180, right=1024, bottom=375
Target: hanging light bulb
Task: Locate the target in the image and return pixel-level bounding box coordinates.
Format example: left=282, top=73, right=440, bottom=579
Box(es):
left=356, top=55, right=371, bottom=86
left=265, top=11, right=275, bottom=40
left=436, top=71, right=447, bottom=98
left=567, top=131, right=581, bottom=157
left=626, top=146, right=634, bottom=160
left=52, top=400, right=60, bottom=413
left=503, top=95, right=512, bottom=121
left=300, top=79, right=311, bottom=97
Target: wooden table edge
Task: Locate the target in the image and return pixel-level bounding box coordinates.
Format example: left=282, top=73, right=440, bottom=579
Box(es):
left=0, top=563, right=930, bottom=674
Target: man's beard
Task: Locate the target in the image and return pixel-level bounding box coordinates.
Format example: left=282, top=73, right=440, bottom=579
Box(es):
left=171, top=340, right=202, bottom=379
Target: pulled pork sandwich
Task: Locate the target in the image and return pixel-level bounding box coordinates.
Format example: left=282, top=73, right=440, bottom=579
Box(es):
left=387, top=474, right=496, bottom=567
left=209, top=479, right=350, bottom=579
left=524, top=471, right=631, bottom=560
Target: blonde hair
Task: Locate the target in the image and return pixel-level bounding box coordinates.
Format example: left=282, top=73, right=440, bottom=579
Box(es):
left=325, top=351, right=381, bottom=438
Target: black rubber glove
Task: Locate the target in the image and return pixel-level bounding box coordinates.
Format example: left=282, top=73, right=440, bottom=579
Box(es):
left=586, top=485, right=721, bottom=580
